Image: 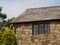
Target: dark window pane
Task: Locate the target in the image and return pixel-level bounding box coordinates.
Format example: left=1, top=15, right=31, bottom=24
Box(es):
left=45, top=24, right=50, bottom=34
left=33, top=24, right=39, bottom=35
left=39, top=24, right=45, bottom=34
left=32, top=23, right=50, bottom=35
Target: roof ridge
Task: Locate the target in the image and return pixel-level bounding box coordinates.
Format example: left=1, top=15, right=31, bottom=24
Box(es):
left=27, top=5, right=60, bottom=10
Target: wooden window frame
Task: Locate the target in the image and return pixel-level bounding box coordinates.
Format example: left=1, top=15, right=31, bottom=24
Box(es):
left=32, top=23, right=50, bottom=35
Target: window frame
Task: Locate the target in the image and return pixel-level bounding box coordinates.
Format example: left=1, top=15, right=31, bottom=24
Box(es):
left=32, top=23, right=50, bottom=35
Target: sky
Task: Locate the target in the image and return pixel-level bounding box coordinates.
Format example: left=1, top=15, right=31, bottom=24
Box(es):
left=0, top=0, right=60, bottom=19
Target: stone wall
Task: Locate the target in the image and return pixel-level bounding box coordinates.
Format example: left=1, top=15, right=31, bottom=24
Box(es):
left=14, top=22, right=60, bottom=45
left=15, top=24, right=32, bottom=45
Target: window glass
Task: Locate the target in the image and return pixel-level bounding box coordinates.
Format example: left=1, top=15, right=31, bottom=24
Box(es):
left=32, top=23, right=50, bottom=35
left=33, top=24, right=38, bottom=34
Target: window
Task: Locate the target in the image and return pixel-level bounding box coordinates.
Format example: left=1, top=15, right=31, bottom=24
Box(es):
left=32, top=23, right=50, bottom=35
left=33, top=24, right=39, bottom=34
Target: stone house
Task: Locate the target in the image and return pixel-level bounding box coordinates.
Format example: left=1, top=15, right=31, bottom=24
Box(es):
left=11, top=6, right=60, bottom=45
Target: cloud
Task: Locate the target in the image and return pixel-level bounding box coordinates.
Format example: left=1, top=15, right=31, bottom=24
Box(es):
left=26, top=0, right=55, bottom=4
left=21, top=0, right=56, bottom=8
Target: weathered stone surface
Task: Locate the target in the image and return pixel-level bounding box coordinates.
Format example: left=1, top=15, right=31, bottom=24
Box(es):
left=14, top=22, right=60, bottom=45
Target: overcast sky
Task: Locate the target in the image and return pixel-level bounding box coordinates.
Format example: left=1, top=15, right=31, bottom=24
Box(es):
left=0, top=0, right=60, bottom=19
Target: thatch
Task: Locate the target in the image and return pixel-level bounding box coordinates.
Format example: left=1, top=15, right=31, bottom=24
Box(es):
left=11, top=6, right=60, bottom=23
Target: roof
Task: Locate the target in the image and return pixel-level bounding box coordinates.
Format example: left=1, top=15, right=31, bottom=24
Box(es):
left=11, top=6, right=60, bottom=23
